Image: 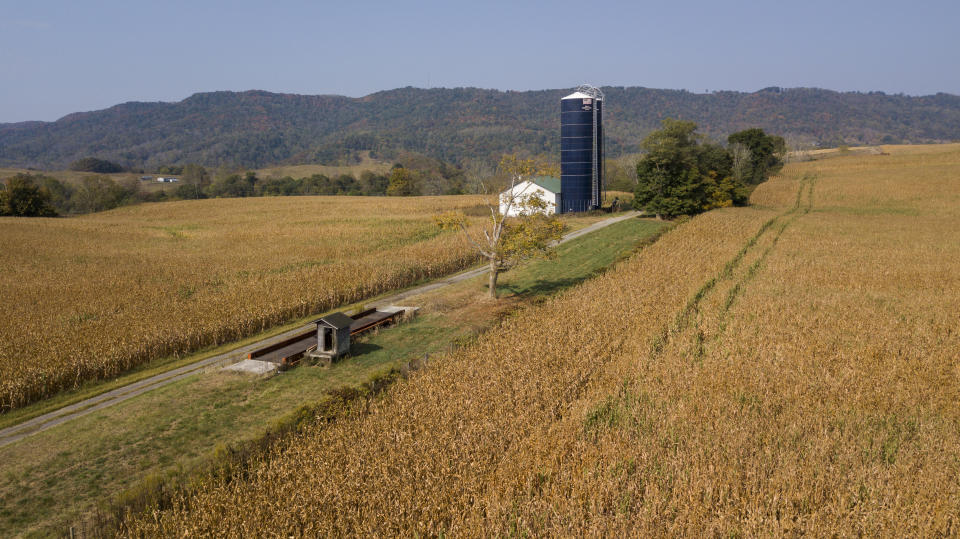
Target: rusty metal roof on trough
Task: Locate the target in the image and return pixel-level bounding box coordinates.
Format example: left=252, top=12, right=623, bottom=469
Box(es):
left=314, top=312, right=354, bottom=329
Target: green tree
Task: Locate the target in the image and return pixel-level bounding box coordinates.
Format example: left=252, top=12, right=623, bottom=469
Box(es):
left=73, top=175, right=133, bottom=213
left=208, top=175, right=238, bottom=197
left=386, top=167, right=420, bottom=196
left=257, top=176, right=298, bottom=196
left=155, top=165, right=184, bottom=175
left=697, top=142, right=748, bottom=207
left=727, top=128, right=786, bottom=184
left=207, top=172, right=257, bottom=197
left=359, top=171, right=389, bottom=195
left=69, top=157, right=124, bottom=173
left=633, top=119, right=710, bottom=218
left=181, top=163, right=210, bottom=199
left=296, top=174, right=332, bottom=195
left=633, top=119, right=748, bottom=218
left=0, top=175, right=58, bottom=216
left=38, top=176, right=75, bottom=213
left=436, top=155, right=566, bottom=299
left=334, top=173, right=360, bottom=194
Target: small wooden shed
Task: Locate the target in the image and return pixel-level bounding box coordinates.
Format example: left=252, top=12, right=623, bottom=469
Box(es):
left=313, top=312, right=353, bottom=360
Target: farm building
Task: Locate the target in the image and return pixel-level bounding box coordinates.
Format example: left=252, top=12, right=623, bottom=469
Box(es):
left=312, top=312, right=354, bottom=360
left=499, top=176, right=561, bottom=217
left=156, top=177, right=179, bottom=183
left=560, top=85, right=604, bottom=213
left=498, top=84, right=605, bottom=217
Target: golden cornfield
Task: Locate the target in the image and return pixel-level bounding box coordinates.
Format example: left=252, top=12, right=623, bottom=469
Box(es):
left=127, top=144, right=960, bottom=535
left=0, top=195, right=487, bottom=410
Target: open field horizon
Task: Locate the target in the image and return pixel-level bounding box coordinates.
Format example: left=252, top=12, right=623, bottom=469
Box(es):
left=124, top=143, right=960, bottom=535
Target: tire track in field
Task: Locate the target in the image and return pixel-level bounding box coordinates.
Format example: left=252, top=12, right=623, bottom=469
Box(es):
left=647, top=174, right=818, bottom=362
left=716, top=173, right=817, bottom=328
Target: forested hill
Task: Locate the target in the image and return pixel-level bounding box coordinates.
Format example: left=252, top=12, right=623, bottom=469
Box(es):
left=2, top=86, right=960, bottom=169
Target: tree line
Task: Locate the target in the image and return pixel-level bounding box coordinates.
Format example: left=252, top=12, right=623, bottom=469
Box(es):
left=632, top=121, right=785, bottom=218
left=0, top=174, right=139, bottom=217
left=0, top=163, right=467, bottom=217
left=168, top=163, right=465, bottom=200
left=2, top=120, right=788, bottom=219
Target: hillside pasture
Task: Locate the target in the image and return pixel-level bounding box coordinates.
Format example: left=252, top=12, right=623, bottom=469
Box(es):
left=0, top=195, right=488, bottom=410
left=254, top=152, right=391, bottom=179
left=127, top=144, right=960, bottom=535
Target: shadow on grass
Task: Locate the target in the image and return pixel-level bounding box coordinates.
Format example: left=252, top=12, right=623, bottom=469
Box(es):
left=498, top=275, right=592, bottom=298
left=345, top=342, right=384, bottom=357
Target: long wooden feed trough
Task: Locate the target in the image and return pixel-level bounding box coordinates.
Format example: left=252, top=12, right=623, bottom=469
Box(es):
left=247, top=306, right=412, bottom=366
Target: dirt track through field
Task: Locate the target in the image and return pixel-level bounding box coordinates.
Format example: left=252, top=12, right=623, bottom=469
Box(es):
left=0, top=211, right=639, bottom=448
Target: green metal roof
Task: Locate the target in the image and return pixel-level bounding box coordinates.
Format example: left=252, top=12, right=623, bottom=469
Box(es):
left=531, top=176, right=561, bottom=193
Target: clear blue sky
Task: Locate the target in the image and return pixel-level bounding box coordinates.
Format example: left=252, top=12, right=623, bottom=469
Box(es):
left=1, top=0, right=958, bottom=123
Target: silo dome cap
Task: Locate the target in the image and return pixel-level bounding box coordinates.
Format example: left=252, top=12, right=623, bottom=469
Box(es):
left=562, top=91, right=601, bottom=100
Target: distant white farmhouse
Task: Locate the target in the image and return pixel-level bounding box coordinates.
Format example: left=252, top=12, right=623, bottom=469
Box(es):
left=499, top=176, right=561, bottom=217
left=156, top=177, right=180, bottom=183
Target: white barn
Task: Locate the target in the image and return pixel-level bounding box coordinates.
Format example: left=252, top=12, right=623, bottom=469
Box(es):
left=499, top=176, right=561, bottom=217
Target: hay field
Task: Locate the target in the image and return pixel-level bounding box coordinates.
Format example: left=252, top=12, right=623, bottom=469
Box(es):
left=0, top=196, right=486, bottom=410
left=129, top=144, right=960, bottom=535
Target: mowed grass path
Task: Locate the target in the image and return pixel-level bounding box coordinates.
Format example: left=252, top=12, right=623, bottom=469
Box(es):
left=0, top=215, right=666, bottom=537
left=127, top=144, right=960, bottom=536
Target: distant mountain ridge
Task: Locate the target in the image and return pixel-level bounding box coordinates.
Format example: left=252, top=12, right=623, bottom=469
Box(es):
left=2, top=86, right=959, bottom=170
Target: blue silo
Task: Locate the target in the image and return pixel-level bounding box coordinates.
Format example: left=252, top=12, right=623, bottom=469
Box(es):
left=560, top=85, right=604, bottom=213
